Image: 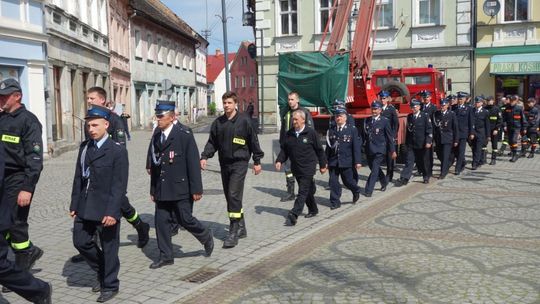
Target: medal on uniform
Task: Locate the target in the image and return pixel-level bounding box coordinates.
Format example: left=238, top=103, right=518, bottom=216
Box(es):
left=169, top=151, right=174, bottom=163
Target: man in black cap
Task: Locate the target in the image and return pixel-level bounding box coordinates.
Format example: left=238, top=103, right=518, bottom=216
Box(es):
left=0, top=78, right=44, bottom=273
left=396, top=99, right=433, bottom=186
left=471, top=96, right=490, bottom=170
left=363, top=101, right=396, bottom=196
left=485, top=96, right=502, bottom=165
left=433, top=98, right=458, bottom=179
left=503, top=95, right=527, bottom=162
left=420, top=90, right=437, bottom=178
left=325, top=107, right=362, bottom=208
left=148, top=100, right=213, bottom=268
left=0, top=140, right=51, bottom=303
left=70, top=105, right=127, bottom=302
left=201, top=91, right=264, bottom=248
left=452, top=91, right=475, bottom=174
left=378, top=91, right=399, bottom=182
left=524, top=98, right=539, bottom=158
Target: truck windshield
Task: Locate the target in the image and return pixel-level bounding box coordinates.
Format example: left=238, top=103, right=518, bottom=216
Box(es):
left=375, top=77, right=400, bottom=86
left=405, top=75, right=432, bottom=85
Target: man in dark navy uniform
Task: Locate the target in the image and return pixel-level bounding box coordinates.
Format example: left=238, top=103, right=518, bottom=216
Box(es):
left=452, top=91, right=475, bottom=175
left=433, top=98, right=458, bottom=179
left=0, top=79, right=44, bottom=273
left=420, top=90, right=437, bottom=177
left=363, top=101, right=396, bottom=196
left=148, top=101, right=213, bottom=269
left=471, top=96, right=490, bottom=170
left=70, top=106, right=127, bottom=302
left=503, top=95, right=527, bottom=162
left=378, top=91, right=399, bottom=182
left=396, top=99, right=433, bottom=186
left=325, top=107, right=362, bottom=209
left=524, top=98, right=539, bottom=158
left=276, top=110, right=327, bottom=226
left=0, top=141, right=51, bottom=303
left=485, top=96, right=502, bottom=165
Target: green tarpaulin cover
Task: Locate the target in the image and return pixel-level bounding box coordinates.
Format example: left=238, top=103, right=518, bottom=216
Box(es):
left=278, top=52, right=349, bottom=117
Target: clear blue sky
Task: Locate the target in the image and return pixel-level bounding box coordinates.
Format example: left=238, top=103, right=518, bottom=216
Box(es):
left=161, top=0, right=254, bottom=55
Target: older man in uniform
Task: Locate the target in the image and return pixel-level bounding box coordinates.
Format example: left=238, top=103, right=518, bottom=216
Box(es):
left=452, top=91, right=475, bottom=175
left=471, top=97, right=490, bottom=170
left=503, top=95, right=527, bottom=162
left=201, top=91, right=264, bottom=249
left=378, top=91, right=399, bottom=182
left=276, top=110, right=327, bottom=226
left=70, top=106, right=127, bottom=302
left=363, top=101, right=396, bottom=196
left=325, top=107, right=361, bottom=209
left=395, top=99, right=433, bottom=186
left=148, top=101, right=213, bottom=269
left=433, top=98, right=458, bottom=179
left=420, top=90, right=437, bottom=177
left=0, top=79, right=44, bottom=274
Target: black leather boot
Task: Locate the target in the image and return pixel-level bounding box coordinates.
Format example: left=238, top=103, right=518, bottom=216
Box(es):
left=498, top=144, right=507, bottom=156
left=133, top=219, right=150, bottom=248
left=223, top=220, right=240, bottom=248
left=194, top=228, right=214, bottom=257
left=280, top=177, right=296, bottom=202
left=238, top=217, right=247, bottom=239
left=489, top=153, right=496, bottom=165
left=528, top=149, right=535, bottom=158
left=15, top=245, right=43, bottom=270
left=510, top=151, right=519, bottom=162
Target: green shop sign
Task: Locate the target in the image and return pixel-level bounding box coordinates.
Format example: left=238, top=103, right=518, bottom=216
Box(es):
left=490, top=61, right=540, bottom=75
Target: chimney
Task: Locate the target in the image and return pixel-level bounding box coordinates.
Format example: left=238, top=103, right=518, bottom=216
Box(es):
left=215, top=48, right=222, bottom=56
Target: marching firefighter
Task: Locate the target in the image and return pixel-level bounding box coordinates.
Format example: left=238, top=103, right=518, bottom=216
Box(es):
left=378, top=91, right=399, bottom=182
left=485, top=96, right=503, bottom=165
left=201, top=91, right=264, bottom=248
left=498, top=97, right=511, bottom=156
left=279, top=92, right=313, bottom=202
left=471, top=96, right=490, bottom=170
left=432, top=98, right=458, bottom=179
left=503, top=95, right=527, bottom=162
left=524, top=98, right=539, bottom=158
left=0, top=79, right=44, bottom=274
left=420, top=90, right=437, bottom=177
left=452, top=91, right=475, bottom=175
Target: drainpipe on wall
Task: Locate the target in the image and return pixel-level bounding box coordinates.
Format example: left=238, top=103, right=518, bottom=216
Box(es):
left=470, top=0, right=476, bottom=97
left=41, top=2, right=53, bottom=157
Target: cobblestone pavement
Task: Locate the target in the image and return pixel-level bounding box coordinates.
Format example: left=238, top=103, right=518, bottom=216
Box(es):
left=180, top=152, right=540, bottom=304
left=2, top=129, right=540, bottom=303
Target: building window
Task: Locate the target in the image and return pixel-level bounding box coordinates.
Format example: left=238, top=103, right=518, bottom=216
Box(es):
left=504, top=0, right=528, bottom=22
left=52, top=66, right=63, bottom=141
left=147, top=34, right=154, bottom=62
left=319, top=0, right=336, bottom=33
left=183, top=52, right=187, bottom=70
left=82, top=26, right=89, bottom=36
left=242, top=76, right=246, bottom=88
left=53, top=12, right=62, bottom=24
left=1, top=0, right=21, bottom=20
left=235, top=76, right=239, bottom=89
left=377, top=0, right=394, bottom=28
left=417, top=0, right=440, bottom=25
left=134, top=30, right=142, bottom=60
left=167, top=49, right=174, bottom=67
left=189, top=58, right=193, bottom=71
left=279, top=0, right=298, bottom=35
left=157, top=38, right=163, bottom=64
left=250, top=75, right=255, bottom=87
left=175, top=51, right=181, bottom=68
left=93, top=33, right=99, bottom=42
left=69, top=20, right=77, bottom=32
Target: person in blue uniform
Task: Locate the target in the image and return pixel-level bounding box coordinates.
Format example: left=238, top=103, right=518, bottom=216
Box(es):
left=0, top=79, right=44, bottom=273
left=363, top=101, right=396, bottom=196
left=325, top=108, right=362, bottom=209
left=420, top=90, right=437, bottom=177
left=395, top=99, right=433, bottom=186
left=378, top=91, right=399, bottom=182
left=201, top=92, right=264, bottom=248
left=276, top=110, right=327, bottom=226
left=523, top=98, right=539, bottom=158
left=485, top=96, right=502, bottom=165
left=0, top=141, right=51, bottom=304
left=70, top=106, right=127, bottom=303
left=148, top=101, right=213, bottom=269
left=471, top=96, right=490, bottom=170
left=433, top=98, right=458, bottom=179
left=452, top=91, right=475, bottom=175
left=503, top=95, right=527, bottom=162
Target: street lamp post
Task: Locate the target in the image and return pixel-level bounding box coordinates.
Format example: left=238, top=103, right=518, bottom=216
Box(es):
left=220, top=0, right=230, bottom=92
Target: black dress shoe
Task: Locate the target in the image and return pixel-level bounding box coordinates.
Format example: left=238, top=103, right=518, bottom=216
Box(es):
left=92, top=281, right=101, bottom=293
left=364, top=192, right=372, bottom=197
left=380, top=183, right=387, bottom=192
left=97, top=290, right=118, bottom=303
left=423, top=178, right=429, bottom=184
left=71, top=254, right=85, bottom=263
left=149, top=259, right=174, bottom=269
left=352, top=192, right=360, bottom=204
left=455, top=170, right=461, bottom=176
left=395, top=178, right=408, bottom=187
left=471, top=165, right=477, bottom=170
left=330, top=205, right=341, bottom=210
left=439, top=174, right=446, bottom=180
left=287, top=212, right=297, bottom=226
left=304, top=213, right=317, bottom=218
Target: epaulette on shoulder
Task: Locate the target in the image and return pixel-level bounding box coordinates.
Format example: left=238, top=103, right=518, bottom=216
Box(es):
left=115, top=142, right=121, bottom=146
left=177, top=124, right=191, bottom=134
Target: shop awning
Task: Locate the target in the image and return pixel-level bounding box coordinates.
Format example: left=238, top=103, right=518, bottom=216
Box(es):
left=490, top=53, right=540, bottom=75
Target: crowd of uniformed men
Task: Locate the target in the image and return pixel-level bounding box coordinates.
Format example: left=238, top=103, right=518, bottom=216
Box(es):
left=0, top=75, right=538, bottom=303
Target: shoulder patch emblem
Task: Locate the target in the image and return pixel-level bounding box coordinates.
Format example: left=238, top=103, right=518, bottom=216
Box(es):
left=32, top=143, right=41, bottom=154
left=302, top=137, right=308, bottom=143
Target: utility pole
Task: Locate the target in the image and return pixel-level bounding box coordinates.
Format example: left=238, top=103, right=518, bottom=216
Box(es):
left=217, top=0, right=231, bottom=92
left=259, top=29, right=264, bottom=133
left=201, top=0, right=211, bottom=41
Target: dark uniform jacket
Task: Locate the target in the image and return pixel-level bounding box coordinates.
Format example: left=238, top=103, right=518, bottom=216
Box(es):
left=0, top=142, right=8, bottom=231
left=472, top=107, right=490, bottom=139
left=0, top=104, right=43, bottom=193
left=485, top=105, right=502, bottom=131
left=503, top=105, right=527, bottom=131
left=452, top=104, right=475, bottom=139
left=405, top=112, right=433, bottom=149
left=363, top=116, right=395, bottom=155
left=201, top=112, right=264, bottom=165
left=280, top=106, right=313, bottom=144
left=422, top=102, right=437, bottom=119
left=433, top=110, right=458, bottom=145
left=277, top=126, right=327, bottom=177
left=85, top=111, right=127, bottom=145
left=325, top=124, right=362, bottom=168
left=149, top=123, right=203, bottom=201
left=70, top=138, right=128, bottom=221
left=525, top=107, right=539, bottom=133
left=381, top=105, right=399, bottom=137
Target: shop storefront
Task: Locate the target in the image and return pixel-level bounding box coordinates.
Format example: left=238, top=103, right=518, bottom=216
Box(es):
left=490, top=53, right=540, bottom=101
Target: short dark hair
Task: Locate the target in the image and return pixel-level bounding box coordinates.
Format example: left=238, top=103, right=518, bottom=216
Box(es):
left=222, top=91, right=238, bottom=103
left=288, top=91, right=299, bottom=99
left=87, top=86, right=107, bottom=100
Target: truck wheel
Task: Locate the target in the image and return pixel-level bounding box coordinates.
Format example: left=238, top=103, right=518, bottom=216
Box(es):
left=381, top=81, right=411, bottom=105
